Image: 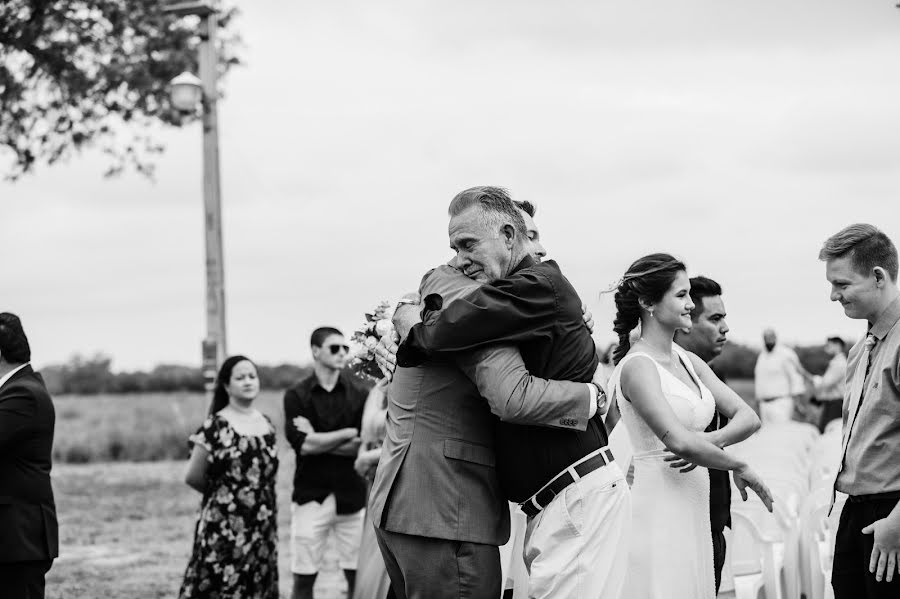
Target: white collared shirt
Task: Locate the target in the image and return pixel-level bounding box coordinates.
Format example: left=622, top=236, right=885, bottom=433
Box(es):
left=0, top=362, right=30, bottom=390
left=754, top=345, right=804, bottom=400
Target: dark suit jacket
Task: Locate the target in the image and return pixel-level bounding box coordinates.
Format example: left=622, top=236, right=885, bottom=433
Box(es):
left=370, top=265, right=591, bottom=545
left=0, top=365, right=59, bottom=562
left=400, top=256, right=607, bottom=501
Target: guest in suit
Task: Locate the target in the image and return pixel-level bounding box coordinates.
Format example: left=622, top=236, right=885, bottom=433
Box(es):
left=673, top=276, right=759, bottom=593
left=370, top=260, right=602, bottom=599
left=819, top=224, right=900, bottom=597
left=394, top=187, right=630, bottom=599
left=0, top=312, right=58, bottom=599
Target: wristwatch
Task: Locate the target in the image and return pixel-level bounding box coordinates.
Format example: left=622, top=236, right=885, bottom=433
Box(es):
left=590, top=382, right=608, bottom=414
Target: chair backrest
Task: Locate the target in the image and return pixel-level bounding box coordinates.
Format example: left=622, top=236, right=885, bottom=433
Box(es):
left=730, top=510, right=766, bottom=576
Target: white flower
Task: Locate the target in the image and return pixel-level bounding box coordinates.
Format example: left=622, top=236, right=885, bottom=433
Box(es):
left=364, top=336, right=378, bottom=348
left=375, top=319, right=394, bottom=338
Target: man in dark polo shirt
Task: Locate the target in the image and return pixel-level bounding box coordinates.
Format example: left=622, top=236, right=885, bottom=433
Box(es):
left=284, top=327, right=367, bottom=599
left=395, top=187, right=631, bottom=599
left=673, top=276, right=759, bottom=593
left=819, top=224, right=900, bottom=597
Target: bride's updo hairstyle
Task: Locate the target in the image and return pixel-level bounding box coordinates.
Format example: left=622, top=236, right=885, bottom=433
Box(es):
left=612, top=253, right=686, bottom=365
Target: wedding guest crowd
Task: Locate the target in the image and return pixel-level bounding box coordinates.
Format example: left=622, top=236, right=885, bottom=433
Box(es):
left=168, top=208, right=899, bottom=599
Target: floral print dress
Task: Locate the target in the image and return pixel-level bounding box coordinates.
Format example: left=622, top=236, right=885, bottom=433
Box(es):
left=179, top=413, right=279, bottom=599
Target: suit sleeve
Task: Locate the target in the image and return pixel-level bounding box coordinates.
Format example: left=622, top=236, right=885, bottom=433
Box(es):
left=283, top=389, right=307, bottom=452
left=0, top=388, right=36, bottom=451
left=456, top=345, right=591, bottom=431
left=398, top=270, right=558, bottom=367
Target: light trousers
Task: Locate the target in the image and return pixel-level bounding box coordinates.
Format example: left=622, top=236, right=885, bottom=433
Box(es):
left=523, top=462, right=631, bottom=599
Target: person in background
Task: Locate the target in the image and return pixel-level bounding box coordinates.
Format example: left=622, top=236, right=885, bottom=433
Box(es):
left=0, top=313, right=58, bottom=599
left=819, top=223, right=900, bottom=596
left=812, top=336, right=848, bottom=433
left=673, top=276, right=750, bottom=593
left=284, top=327, right=367, bottom=599
left=352, top=377, right=394, bottom=599
left=179, top=355, right=279, bottom=599
left=753, top=328, right=812, bottom=424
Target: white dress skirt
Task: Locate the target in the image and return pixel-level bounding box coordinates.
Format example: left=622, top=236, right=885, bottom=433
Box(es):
left=610, top=348, right=716, bottom=599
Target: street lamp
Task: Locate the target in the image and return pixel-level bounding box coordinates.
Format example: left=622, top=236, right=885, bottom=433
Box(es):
left=164, top=0, right=228, bottom=394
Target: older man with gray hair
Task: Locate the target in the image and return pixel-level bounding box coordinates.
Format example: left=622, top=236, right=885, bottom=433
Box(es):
left=389, top=187, right=630, bottom=599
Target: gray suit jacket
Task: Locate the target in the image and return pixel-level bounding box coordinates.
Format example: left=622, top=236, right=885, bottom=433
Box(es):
left=369, top=265, right=591, bottom=546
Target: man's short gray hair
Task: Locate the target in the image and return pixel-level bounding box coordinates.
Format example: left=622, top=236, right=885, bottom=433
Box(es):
left=448, top=186, right=527, bottom=237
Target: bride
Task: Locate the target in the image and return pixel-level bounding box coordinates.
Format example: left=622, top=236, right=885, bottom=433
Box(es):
left=606, top=253, right=774, bottom=599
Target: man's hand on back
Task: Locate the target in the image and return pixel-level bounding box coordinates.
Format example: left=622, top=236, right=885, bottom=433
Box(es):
left=581, top=302, right=595, bottom=333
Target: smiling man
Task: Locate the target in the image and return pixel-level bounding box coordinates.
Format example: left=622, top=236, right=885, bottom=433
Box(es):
left=820, top=223, right=900, bottom=597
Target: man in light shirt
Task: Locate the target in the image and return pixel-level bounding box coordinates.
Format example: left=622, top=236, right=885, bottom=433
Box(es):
left=753, top=328, right=812, bottom=424
left=812, top=336, right=847, bottom=432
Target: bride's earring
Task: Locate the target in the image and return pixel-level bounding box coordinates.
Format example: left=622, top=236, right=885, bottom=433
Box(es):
left=649, top=308, right=654, bottom=318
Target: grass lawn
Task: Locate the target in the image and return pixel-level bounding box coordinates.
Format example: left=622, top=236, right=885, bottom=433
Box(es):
left=47, top=453, right=347, bottom=599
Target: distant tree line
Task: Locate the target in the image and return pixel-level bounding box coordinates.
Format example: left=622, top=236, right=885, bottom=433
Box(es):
left=40, top=354, right=313, bottom=396
left=39, top=338, right=846, bottom=396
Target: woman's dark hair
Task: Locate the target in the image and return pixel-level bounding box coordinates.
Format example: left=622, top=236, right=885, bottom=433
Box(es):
left=209, top=355, right=257, bottom=415
left=612, top=253, right=687, bottom=365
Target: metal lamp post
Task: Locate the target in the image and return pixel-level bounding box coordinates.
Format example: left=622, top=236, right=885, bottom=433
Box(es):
left=165, top=0, right=227, bottom=393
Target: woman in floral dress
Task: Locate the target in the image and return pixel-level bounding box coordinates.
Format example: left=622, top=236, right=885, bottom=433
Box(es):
left=179, top=355, right=279, bottom=599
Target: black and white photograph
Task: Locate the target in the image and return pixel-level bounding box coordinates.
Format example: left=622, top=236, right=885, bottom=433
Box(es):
left=3, top=1, right=900, bottom=598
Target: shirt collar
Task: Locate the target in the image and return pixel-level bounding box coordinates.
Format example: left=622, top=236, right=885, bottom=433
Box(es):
left=869, top=296, right=900, bottom=341
left=510, top=254, right=536, bottom=276
left=311, top=371, right=346, bottom=392
left=0, top=362, right=30, bottom=390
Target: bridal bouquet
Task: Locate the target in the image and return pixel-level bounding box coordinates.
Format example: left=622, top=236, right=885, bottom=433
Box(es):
left=348, top=300, right=395, bottom=381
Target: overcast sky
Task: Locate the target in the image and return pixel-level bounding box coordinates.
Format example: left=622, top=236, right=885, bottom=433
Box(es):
left=4, top=0, right=900, bottom=370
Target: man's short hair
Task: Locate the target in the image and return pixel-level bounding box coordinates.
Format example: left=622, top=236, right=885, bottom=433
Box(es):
left=819, top=223, right=898, bottom=282
left=448, top=186, right=527, bottom=237
left=826, top=336, right=847, bottom=350
left=310, top=326, right=342, bottom=348
left=0, top=313, right=31, bottom=363
left=688, top=276, right=722, bottom=321
left=513, top=199, right=536, bottom=218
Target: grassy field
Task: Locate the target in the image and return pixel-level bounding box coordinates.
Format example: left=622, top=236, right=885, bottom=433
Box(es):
left=45, top=381, right=763, bottom=597
left=48, top=453, right=347, bottom=599
left=52, top=390, right=288, bottom=463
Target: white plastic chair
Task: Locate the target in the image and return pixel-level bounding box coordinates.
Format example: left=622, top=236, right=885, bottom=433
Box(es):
left=730, top=510, right=785, bottom=599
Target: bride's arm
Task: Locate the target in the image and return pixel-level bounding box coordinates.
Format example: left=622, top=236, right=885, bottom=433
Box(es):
left=687, top=353, right=761, bottom=448
left=622, top=357, right=752, bottom=473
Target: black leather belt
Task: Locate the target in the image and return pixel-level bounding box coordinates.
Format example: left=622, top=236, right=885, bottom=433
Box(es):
left=520, top=448, right=615, bottom=518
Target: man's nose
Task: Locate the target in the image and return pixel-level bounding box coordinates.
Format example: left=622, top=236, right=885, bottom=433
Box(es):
left=830, top=288, right=841, bottom=302
left=720, top=320, right=730, bottom=335
left=535, top=243, right=547, bottom=258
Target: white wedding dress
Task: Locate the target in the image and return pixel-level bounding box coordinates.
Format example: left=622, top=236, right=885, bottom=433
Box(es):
left=609, top=347, right=716, bottom=599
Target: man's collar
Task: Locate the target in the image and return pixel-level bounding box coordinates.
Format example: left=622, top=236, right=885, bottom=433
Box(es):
left=869, top=295, right=900, bottom=341
left=510, top=254, right=536, bottom=276
left=311, top=370, right=346, bottom=392
left=0, top=362, right=31, bottom=390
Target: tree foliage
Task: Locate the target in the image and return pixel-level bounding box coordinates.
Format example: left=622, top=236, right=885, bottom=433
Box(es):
left=0, top=0, right=240, bottom=179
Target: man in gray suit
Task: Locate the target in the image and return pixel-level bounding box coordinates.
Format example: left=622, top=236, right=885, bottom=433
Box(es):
left=369, top=210, right=606, bottom=599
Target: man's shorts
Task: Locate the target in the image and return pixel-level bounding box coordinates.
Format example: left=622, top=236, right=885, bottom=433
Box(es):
left=290, top=494, right=365, bottom=574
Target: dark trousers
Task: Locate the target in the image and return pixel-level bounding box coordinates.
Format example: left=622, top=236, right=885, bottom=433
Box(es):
left=833, top=496, right=900, bottom=598
left=712, top=523, right=727, bottom=594
left=374, top=527, right=500, bottom=599
left=0, top=560, right=52, bottom=599
left=818, top=399, right=843, bottom=433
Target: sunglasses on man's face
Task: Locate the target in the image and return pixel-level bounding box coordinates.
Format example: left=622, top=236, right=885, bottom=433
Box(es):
left=328, top=344, right=350, bottom=355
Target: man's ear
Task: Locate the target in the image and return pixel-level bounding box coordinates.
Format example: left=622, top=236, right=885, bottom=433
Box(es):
left=500, top=223, right=516, bottom=247
left=873, top=267, right=888, bottom=287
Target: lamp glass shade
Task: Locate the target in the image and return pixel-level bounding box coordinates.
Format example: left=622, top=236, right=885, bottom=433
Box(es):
left=170, top=72, right=203, bottom=111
